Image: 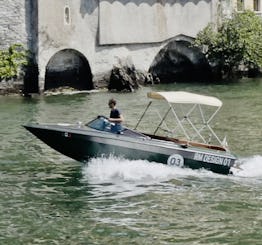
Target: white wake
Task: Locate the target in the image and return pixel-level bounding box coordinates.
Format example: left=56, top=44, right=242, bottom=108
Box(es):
left=231, top=155, right=262, bottom=177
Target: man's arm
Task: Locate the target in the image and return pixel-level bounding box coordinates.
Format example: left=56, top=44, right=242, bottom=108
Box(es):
left=109, top=114, right=124, bottom=123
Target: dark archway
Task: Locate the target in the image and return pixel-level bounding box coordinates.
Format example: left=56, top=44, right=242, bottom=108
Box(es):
left=45, top=49, right=93, bottom=91
left=149, top=36, right=212, bottom=83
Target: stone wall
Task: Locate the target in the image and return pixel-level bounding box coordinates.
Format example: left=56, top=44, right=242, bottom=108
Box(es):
left=37, top=0, right=99, bottom=89
left=99, top=0, right=216, bottom=44
left=37, top=0, right=221, bottom=90
left=0, top=0, right=226, bottom=92
left=0, top=0, right=28, bottom=49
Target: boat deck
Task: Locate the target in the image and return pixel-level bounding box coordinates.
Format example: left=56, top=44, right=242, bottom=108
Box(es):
left=145, top=134, right=227, bottom=152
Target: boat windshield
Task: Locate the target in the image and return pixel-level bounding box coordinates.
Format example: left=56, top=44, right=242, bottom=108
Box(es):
left=86, top=116, right=112, bottom=132
left=86, top=115, right=148, bottom=138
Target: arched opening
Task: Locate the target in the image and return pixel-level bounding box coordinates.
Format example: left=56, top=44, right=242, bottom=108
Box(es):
left=44, top=49, right=93, bottom=91
left=149, top=37, right=212, bottom=83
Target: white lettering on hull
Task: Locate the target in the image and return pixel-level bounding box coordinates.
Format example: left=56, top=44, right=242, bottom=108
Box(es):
left=193, top=153, right=232, bottom=167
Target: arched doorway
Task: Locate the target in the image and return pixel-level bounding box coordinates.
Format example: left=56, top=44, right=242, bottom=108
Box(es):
left=44, top=49, right=93, bottom=91
left=149, top=36, right=212, bottom=83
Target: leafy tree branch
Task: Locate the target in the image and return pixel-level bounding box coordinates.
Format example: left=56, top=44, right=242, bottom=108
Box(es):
left=0, top=44, right=28, bottom=81
left=194, top=10, right=262, bottom=79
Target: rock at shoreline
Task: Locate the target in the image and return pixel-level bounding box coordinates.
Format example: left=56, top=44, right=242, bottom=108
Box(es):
left=108, top=64, right=159, bottom=92
left=108, top=65, right=139, bottom=92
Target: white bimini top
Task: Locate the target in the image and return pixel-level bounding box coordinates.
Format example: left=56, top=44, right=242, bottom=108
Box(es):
left=147, top=91, right=222, bottom=107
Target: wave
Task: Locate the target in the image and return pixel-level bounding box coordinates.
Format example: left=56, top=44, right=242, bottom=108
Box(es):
left=81, top=155, right=262, bottom=198
left=82, top=155, right=262, bottom=183
left=82, top=156, right=177, bottom=183
left=81, top=156, right=196, bottom=198
left=81, top=155, right=220, bottom=183
left=231, top=155, right=262, bottom=178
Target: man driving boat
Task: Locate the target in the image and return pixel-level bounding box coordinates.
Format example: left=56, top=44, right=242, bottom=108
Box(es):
left=108, top=98, right=124, bottom=133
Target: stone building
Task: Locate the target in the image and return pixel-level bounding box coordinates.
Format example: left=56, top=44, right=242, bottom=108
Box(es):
left=233, top=0, right=262, bottom=13
left=0, top=0, right=237, bottom=92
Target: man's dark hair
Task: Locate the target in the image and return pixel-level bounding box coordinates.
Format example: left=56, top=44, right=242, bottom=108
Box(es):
left=108, top=98, right=116, bottom=105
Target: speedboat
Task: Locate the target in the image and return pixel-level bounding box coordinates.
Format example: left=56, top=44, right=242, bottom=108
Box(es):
left=24, top=91, right=237, bottom=175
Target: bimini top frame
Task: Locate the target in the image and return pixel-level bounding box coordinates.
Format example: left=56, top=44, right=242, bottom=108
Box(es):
left=134, top=91, right=226, bottom=147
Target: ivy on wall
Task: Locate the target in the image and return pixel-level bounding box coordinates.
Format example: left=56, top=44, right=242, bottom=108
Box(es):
left=0, top=44, right=28, bottom=81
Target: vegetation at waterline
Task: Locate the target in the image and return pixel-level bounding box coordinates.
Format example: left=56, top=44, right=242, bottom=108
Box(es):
left=194, top=10, right=262, bottom=79
left=0, top=44, right=28, bottom=81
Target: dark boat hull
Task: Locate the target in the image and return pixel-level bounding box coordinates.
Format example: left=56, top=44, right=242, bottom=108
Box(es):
left=24, top=124, right=236, bottom=175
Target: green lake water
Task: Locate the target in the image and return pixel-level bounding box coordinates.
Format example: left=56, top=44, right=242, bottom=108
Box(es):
left=0, top=79, right=261, bottom=244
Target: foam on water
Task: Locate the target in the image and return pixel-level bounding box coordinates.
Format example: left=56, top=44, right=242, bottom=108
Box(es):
left=82, top=155, right=218, bottom=185
left=82, top=156, right=178, bottom=183
left=82, top=155, right=262, bottom=186
left=231, top=155, right=262, bottom=177
left=81, top=156, right=198, bottom=198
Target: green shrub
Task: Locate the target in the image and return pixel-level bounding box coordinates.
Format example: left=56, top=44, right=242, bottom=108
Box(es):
left=194, top=10, right=262, bottom=78
left=0, top=44, right=28, bottom=81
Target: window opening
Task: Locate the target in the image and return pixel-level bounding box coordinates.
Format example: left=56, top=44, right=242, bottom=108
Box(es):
left=64, top=6, right=70, bottom=25
left=254, top=0, right=260, bottom=11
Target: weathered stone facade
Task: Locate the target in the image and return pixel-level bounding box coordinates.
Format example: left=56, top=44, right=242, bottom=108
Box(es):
left=0, top=0, right=27, bottom=48
left=0, top=0, right=230, bottom=92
